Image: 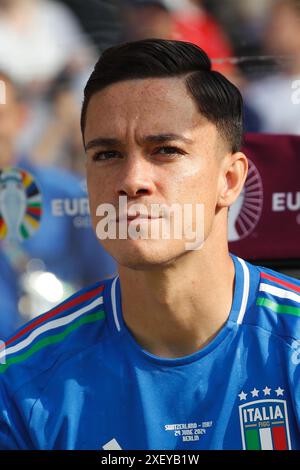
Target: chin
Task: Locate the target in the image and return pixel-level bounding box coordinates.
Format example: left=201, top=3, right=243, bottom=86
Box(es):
left=99, top=238, right=186, bottom=271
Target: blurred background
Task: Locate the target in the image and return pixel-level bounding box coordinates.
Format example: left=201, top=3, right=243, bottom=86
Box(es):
left=0, top=0, right=299, bottom=338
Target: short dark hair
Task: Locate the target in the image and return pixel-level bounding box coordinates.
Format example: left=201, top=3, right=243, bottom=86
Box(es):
left=81, top=39, right=243, bottom=152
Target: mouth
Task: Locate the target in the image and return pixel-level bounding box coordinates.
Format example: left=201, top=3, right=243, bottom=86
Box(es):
left=116, top=214, right=162, bottom=223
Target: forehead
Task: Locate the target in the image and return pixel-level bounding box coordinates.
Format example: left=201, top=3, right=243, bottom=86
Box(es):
left=85, top=77, right=207, bottom=139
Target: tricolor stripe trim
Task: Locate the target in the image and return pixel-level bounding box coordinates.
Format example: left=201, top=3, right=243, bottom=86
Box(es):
left=0, top=310, right=105, bottom=374
left=0, top=296, right=104, bottom=362
left=259, top=283, right=300, bottom=304
left=261, top=272, right=300, bottom=294
left=257, top=273, right=300, bottom=318
left=0, top=283, right=104, bottom=351
left=256, top=297, right=300, bottom=318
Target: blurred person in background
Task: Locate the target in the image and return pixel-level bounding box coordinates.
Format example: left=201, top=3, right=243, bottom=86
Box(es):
left=0, top=72, right=116, bottom=339
left=245, top=0, right=300, bottom=135
left=0, top=0, right=93, bottom=88
left=0, top=0, right=97, bottom=163
left=57, top=0, right=123, bottom=54
left=123, top=0, right=262, bottom=132
left=30, top=71, right=86, bottom=174
left=172, top=0, right=234, bottom=75
left=202, top=0, right=274, bottom=58
left=123, top=0, right=234, bottom=74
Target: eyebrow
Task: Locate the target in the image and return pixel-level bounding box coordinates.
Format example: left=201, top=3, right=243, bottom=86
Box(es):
left=85, top=133, right=193, bottom=151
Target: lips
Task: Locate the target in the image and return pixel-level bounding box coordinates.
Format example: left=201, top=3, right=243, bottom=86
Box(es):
left=116, top=214, right=161, bottom=223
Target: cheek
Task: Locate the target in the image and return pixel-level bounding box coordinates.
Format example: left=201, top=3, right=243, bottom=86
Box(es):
left=170, top=163, right=219, bottom=206
left=87, top=164, right=107, bottom=193
left=87, top=172, right=105, bottom=213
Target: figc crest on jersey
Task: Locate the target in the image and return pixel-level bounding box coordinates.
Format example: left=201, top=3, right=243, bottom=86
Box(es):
left=238, top=387, right=292, bottom=450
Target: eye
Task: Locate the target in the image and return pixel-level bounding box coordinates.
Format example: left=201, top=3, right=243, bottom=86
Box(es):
left=154, top=146, right=185, bottom=157
left=92, top=150, right=122, bottom=162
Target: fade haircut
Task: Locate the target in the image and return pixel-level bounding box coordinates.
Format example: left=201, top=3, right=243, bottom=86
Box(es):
left=81, top=39, right=243, bottom=152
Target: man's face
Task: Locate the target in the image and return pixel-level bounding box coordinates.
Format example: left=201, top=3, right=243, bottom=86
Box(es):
left=84, top=77, right=228, bottom=269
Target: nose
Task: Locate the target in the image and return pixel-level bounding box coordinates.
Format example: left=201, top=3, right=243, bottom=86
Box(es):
left=116, top=154, right=155, bottom=199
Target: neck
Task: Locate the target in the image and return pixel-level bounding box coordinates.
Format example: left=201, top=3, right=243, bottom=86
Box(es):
left=118, top=221, right=235, bottom=359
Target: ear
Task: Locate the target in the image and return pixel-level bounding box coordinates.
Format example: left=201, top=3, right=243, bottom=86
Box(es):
left=217, top=152, right=248, bottom=208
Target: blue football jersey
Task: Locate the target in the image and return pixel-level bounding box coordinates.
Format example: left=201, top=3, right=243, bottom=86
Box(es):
left=0, top=254, right=299, bottom=450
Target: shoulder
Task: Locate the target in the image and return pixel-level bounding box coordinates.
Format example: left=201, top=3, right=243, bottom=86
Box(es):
left=244, top=259, right=300, bottom=344
left=0, top=277, right=114, bottom=391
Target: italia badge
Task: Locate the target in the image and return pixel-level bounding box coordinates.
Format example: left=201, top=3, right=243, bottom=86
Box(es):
left=238, top=386, right=292, bottom=450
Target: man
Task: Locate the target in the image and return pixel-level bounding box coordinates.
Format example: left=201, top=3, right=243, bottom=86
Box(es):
left=0, top=39, right=299, bottom=450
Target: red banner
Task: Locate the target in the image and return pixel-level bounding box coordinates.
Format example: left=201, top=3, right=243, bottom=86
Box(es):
left=228, top=133, right=300, bottom=260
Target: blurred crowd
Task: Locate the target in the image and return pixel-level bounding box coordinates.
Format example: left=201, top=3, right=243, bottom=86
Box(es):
left=0, top=0, right=299, bottom=337
left=121, top=0, right=300, bottom=134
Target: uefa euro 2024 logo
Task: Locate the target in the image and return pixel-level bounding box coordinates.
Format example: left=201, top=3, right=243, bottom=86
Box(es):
left=228, top=159, right=263, bottom=242
left=0, top=168, right=42, bottom=242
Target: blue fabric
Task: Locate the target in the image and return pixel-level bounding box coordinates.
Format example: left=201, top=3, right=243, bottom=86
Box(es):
left=0, top=255, right=299, bottom=450
left=0, top=255, right=20, bottom=338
